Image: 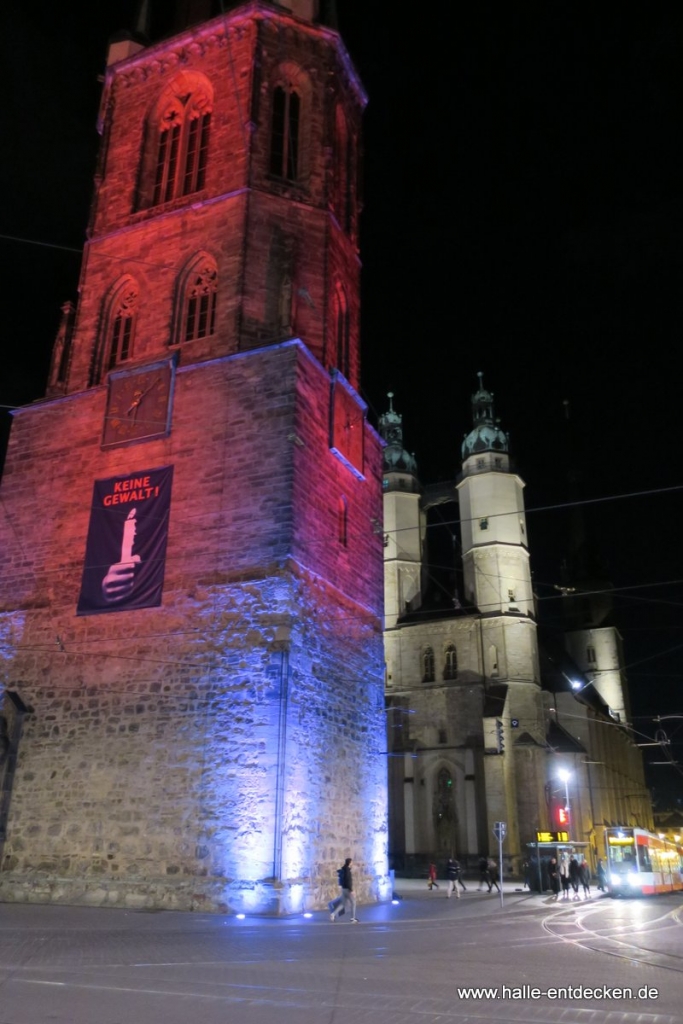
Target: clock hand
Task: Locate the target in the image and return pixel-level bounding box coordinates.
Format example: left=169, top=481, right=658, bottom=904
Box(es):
left=138, top=380, right=160, bottom=402
left=127, top=379, right=160, bottom=416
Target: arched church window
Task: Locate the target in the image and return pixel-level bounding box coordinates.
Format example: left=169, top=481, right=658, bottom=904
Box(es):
left=423, top=647, right=435, bottom=683
left=434, top=767, right=456, bottom=834
left=331, top=281, right=350, bottom=377
left=269, top=65, right=311, bottom=183
left=443, top=644, right=458, bottom=680
left=102, top=279, right=138, bottom=374
left=178, top=255, right=218, bottom=342
left=154, top=101, right=211, bottom=205
left=270, top=86, right=300, bottom=180
left=139, top=75, right=213, bottom=210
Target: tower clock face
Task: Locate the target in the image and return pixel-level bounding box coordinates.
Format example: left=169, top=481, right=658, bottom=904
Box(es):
left=102, top=360, right=175, bottom=447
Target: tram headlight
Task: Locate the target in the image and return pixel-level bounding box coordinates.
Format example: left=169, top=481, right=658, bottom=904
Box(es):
left=610, top=873, right=620, bottom=886
left=627, top=873, right=639, bottom=887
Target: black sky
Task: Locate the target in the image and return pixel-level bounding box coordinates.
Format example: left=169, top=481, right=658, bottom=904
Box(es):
left=1, top=4, right=681, bottom=798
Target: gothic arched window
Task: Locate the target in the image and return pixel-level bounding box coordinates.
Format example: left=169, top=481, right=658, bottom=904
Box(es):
left=423, top=647, right=435, bottom=683
left=178, top=255, right=218, bottom=343
left=434, top=768, right=455, bottom=827
left=331, top=281, right=349, bottom=377
left=271, top=86, right=300, bottom=179
left=102, top=279, right=138, bottom=375
left=443, top=644, right=458, bottom=680
left=139, top=75, right=213, bottom=210
left=269, top=64, right=311, bottom=184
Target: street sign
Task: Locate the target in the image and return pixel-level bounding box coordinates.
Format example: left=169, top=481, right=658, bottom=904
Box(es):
left=493, top=821, right=507, bottom=841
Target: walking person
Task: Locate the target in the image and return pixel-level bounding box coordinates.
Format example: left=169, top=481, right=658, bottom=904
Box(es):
left=579, top=858, right=591, bottom=898
left=559, top=854, right=571, bottom=900
left=568, top=854, right=580, bottom=900
left=548, top=857, right=560, bottom=901
left=330, top=857, right=359, bottom=922
left=596, top=858, right=607, bottom=893
left=487, top=857, right=501, bottom=894
left=446, top=856, right=466, bottom=898
left=477, top=855, right=489, bottom=891
left=427, top=862, right=439, bottom=890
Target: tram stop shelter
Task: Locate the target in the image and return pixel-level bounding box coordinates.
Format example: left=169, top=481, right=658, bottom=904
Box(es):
left=526, top=832, right=591, bottom=893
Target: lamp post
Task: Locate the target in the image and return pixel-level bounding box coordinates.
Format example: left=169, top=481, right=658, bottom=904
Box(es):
left=558, top=768, right=572, bottom=836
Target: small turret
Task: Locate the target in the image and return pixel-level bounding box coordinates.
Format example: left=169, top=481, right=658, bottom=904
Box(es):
left=379, top=392, right=419, bottom=492
left=461, top=372, right=509, bottom=469
left=380, top=394, right=425, bottom=627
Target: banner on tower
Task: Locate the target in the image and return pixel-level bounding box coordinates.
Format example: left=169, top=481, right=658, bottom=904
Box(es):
left=77, top=466, right=174, bottom=615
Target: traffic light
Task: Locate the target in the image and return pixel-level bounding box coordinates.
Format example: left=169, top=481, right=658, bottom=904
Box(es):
left=557, top=805, right=570, bottom=827
left=496, top=719, right=504, bottom=754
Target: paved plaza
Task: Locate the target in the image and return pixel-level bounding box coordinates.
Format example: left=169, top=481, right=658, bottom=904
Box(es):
left=1, top=880, right=682, bottom=1023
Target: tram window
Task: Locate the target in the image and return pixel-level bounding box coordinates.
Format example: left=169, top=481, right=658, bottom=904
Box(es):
left=637, top=845, right=651, bottom=872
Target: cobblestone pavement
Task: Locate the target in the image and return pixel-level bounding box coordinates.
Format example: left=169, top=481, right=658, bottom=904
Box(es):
left=1, top=881, right=682, bottom=1023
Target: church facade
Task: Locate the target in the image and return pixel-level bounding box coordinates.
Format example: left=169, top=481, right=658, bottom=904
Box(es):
left=0, top=0, right=389, bottom=914
left=381, top=380, right=652, bottom=874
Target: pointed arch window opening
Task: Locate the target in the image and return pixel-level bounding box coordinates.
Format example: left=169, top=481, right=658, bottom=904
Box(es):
left=443, top=644, right=458, bottom=681
left=423, top=647, right=435, bottom=683
left=270, top=86, right=301, bottom=181
left=151, top=100, right=212, bottom=208
left=434, top=767, right=456, bottom=841
left=183, top=263, right=218, bottom=343
left=333, top=283, right=350, bottom=378
left=104, top=284, right=138, bottom=374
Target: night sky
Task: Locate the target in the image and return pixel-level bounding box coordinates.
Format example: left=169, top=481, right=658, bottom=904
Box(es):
left=1, top=4, right=681, bottom=799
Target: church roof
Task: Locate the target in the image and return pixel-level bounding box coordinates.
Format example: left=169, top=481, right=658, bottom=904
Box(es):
left=379, top=393, right=419, bottom=480
left=461, top=372, right=509, bottom=461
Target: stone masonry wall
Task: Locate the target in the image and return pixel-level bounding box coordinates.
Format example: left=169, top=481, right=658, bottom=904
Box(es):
left=0, top=343, right=387, bottom=912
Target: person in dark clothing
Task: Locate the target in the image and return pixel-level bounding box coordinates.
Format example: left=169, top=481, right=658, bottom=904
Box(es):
left=487, top=858, right=501, bottom=894
left=330, top=857, right=358, bottom=922
left=477, top=856, right=489, bottom=891
left=579, top=859, right=591, bottom=898
left=446, top=856, right=466, bottom=898
left=548, top=857, right=560, bottom=901
left=568, top=855, right=580, bottom=899
left=596, top=858, right=607, bottom=892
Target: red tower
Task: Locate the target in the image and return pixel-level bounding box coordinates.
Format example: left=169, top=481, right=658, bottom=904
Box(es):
left=0, top=1, right=388, bottom=914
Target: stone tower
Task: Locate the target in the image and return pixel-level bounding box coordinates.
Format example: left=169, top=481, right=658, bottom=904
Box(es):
left=456, top=374, right=545, bottom=853
left=0, top=0, right=389, bottom=914
left=379, top=394, right=425, bottom=630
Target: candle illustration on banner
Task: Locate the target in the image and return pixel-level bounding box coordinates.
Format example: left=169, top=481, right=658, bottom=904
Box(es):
left=121, top=508, right=138, bottom=561
left=101, top=508, right=142, bottom=604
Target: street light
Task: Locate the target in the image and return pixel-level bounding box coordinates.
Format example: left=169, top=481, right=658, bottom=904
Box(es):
left=558, top=768, right=572, bottom=833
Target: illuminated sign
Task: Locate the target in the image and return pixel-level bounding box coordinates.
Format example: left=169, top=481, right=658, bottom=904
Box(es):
left=607, top=836, right=634, bottom=845
left=536, top=831, right=569, bottom=843
left=557, top=807, right=569, bottom=826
